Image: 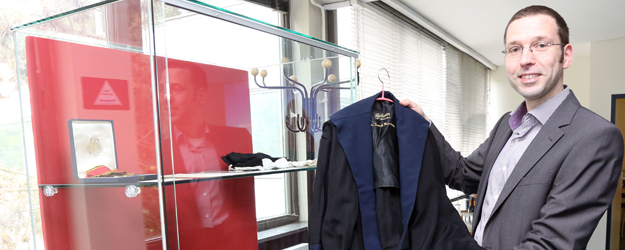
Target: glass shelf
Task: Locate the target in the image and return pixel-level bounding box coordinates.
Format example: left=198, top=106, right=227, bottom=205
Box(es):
left=37, top=165, right=316, bottom=188
left=163, top=165, right=316, bottom=184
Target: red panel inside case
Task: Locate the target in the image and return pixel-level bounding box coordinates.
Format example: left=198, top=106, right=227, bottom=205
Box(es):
left=26, top=36, right=257, bottom=250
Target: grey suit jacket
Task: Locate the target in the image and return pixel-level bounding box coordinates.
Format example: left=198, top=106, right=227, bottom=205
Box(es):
left=431, top=91, right=624, bottom=250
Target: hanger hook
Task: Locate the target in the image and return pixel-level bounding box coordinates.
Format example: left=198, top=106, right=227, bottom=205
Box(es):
left=378, top=68, right=390, bottom=88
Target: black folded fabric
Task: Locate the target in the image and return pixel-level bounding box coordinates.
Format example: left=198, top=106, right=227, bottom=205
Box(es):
left=221, top=152, right=283, bottom=167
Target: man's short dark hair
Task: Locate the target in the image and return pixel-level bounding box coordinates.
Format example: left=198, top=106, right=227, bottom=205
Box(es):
left=504, top=5, right=569, bottom=45
left=162, top=58, right=208, bottom=90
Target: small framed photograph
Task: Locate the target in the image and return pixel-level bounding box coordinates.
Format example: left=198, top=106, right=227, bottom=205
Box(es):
left=68, top=119, right=119, bottom=180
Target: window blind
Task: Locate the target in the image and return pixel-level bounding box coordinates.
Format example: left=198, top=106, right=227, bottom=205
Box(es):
left=343, top=2, right=489, bottom=155
left=338, top=2, right=490, bottom=201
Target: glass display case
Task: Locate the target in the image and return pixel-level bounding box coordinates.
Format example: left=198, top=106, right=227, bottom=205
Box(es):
left=12, top=0, right=358, bottom=249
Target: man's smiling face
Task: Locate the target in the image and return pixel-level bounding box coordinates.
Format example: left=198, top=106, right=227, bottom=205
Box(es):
left=504, top=14, right=572, bottom=107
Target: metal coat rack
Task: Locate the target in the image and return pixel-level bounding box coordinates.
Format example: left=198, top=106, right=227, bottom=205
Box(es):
left=250, top=58, right=360, bottom=133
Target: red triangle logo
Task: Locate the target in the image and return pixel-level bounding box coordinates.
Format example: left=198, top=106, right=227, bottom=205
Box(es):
left=93, top=81, right=122, bottom=106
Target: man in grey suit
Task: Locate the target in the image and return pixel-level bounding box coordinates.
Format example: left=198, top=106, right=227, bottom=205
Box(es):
left=401, top=5, right=624, bottom=249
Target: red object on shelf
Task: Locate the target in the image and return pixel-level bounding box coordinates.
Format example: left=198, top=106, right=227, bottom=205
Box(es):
left=26, top=36, right=257, bottom=250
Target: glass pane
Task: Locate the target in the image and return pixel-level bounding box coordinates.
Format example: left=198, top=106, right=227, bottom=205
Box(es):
left=13, top=0, right=163, bottom=249
left=155, top=1, right=355, bottom=249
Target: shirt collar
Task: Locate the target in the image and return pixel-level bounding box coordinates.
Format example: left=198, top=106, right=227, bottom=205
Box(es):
left=509, top=102, right=528, bottom=131
left=173, top=124, right=211, bottom=142
left=509, top=85, right=570, bottom=130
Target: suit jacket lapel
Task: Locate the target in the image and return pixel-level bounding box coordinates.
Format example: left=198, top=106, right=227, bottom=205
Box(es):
left=331, top=93, right=381, bottom=250
left=489, top=92, right=580, bottom=220
left=395, top=93, right=429, bottom=244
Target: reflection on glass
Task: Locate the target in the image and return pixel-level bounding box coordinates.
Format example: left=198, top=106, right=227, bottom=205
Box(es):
left=159, top=58, right=258, bottom=249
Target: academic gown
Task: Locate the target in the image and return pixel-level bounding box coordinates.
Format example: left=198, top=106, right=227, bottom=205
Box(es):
left=309, top=92, right=483, bottom=250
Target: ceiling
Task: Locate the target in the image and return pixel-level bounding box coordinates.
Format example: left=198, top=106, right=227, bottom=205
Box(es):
left=392, top=0, right=625, bottom=66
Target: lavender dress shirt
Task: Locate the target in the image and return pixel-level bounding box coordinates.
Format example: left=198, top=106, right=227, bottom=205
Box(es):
left=474, top=87, right=571, bottom=245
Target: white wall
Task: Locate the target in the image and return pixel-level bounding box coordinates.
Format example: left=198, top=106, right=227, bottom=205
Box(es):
left=487, top=66, right=522, bottom=130
left=589, top=38, right=625, bottom=119
left=290, top=1, right=323, bottom=40
left=565, top=42, right=591, bottom=107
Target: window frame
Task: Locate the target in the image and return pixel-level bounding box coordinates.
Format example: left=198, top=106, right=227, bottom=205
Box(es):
left=254, top=4, right=302, bottom=231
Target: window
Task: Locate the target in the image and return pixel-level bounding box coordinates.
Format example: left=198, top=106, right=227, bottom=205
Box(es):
left=160, top=0, right=298, bottom=228
left=204, top=0, right=299, bottom=227
left=336, top=2, right=490, bottom=211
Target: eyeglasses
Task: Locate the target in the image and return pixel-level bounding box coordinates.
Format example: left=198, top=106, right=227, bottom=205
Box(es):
left=502, top=41, right=564, bottom=58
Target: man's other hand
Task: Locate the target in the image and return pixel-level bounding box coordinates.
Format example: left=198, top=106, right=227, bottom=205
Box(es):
left=399, top=99, right=431, bottom=123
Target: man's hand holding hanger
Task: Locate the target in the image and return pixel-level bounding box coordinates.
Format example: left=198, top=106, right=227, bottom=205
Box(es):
left=399, top=99, right=431, bottom=123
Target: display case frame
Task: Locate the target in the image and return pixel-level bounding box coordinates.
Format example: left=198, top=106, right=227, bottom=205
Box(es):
left=12, top=0, right=358, bottom=249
